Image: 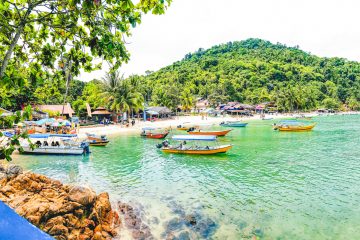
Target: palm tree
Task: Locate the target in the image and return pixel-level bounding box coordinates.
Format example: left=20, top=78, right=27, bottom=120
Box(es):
left=101, top=71, right=144, bottom=120
left=180, top=88, right=194, bottom=112
left=101, top=71, right=123, bottom=105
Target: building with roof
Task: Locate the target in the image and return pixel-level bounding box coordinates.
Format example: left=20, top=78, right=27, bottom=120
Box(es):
left=91, top=107, right=113, bottom=122
left=37, top=103, right=75, bottom=118
left=145, top=106, right=172, bottom=120
left=194, top=99, right=210, bottom=113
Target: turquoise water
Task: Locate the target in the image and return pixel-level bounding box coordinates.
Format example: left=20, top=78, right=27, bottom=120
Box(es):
left=12, top=115, right=360, bottom=239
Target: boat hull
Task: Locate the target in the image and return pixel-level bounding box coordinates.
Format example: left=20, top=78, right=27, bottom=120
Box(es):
left=220, top=123, right=248, bottom=127
left=21, top=147, right=84, bottom=155
left=143, top=132, right=169, bottom=139
left=162, top=145, right=232, bottom=155
left=188, top=130, right=232, bottom=136
left=277, top=124, right=316, bottom=132
left=89, top=141, right=109, bottom=146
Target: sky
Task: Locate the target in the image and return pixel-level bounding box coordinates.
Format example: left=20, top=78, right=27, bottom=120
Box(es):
left=80, top=0, right=360, bottom=81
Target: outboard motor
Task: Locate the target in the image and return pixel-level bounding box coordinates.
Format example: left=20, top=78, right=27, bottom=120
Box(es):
left=81, top=142, right=91, bottom=154
left=156, top=140, right=169, bottom=149
left=187, top=127, right=195, bottom=132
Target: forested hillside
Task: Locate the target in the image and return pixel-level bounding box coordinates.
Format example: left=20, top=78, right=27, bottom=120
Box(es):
left=2, top=38, right=360, bottom=114
left=141, top=38, right=360, bottom=111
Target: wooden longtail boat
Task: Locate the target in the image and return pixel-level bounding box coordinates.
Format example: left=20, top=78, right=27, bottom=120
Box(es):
left=86, top=133, right=109, bottom=146
left=159, top=135, right=232, bottom=155
left=273, top=120, right=316, bottom=132
left=220, top=121, right=248, bottom=127
left=277, top=124, right=316, bottom=132
left=141, top=127, right=169, bottom=139
left=188, top=129, right=232, bottom=136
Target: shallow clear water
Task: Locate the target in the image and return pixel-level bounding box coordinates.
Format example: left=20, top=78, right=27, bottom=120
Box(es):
left=12, top=115, right=360, bottom=239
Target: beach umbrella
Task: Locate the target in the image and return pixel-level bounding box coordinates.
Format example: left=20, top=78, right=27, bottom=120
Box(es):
left=17, top=122, right=25, bottom=127
left=61, top=120, right=71, bottom=126
left=35, top=118, right=56, bottom=125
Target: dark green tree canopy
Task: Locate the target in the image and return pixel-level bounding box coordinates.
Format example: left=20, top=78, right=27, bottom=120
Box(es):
left=139, top=38, right=360, bottom=111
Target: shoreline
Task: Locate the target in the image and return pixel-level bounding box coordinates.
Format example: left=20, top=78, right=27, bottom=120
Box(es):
left=78, top=111, right=357, bottom=138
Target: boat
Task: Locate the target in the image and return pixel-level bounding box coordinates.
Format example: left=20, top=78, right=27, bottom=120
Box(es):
left=177, top=122, right=198, bottom=131
left=273, top=120, right=316, bottom=132
left=141, top=127, right=169, bottom=139
left=188, top=129, right=232, bottom=136
left=20, top=134, right=90, bottom=155
left=158, top=135, right=232, bottom=155
left=220, top=121, right=248, bottom=127
left=86, top=133, right=109, bottom=146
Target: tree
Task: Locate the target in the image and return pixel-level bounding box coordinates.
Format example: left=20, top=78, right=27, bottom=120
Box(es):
left=322, top=97, right=340, bottom=110
left=0, top=107, right=34, bottom=161
left=180, top=88, right=194, bottom=112
left=0, top=0, right=172, bottom=79
left=101, top=70, right=144, bottom=117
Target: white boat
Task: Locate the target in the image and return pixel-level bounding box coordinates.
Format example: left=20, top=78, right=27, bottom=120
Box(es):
left=21, top=134, right=90, bottom=155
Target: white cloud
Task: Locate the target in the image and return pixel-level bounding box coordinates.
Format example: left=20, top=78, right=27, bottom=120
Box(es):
left=80, top=0, right=360, bottom=81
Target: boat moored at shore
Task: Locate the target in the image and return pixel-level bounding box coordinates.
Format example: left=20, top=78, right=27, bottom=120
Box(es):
left=188, top=129, right=232, bottom=136
left=158, top=135, right=232, bottom=155
left=273, top=120, right=316, bottom=132
left=20, top=134, right=90, bottom=155
left=220, top=121, right=248, bottom=127
left=86, top=133, right=109, bottom=146
left=141, top=127, right=169, bottom=139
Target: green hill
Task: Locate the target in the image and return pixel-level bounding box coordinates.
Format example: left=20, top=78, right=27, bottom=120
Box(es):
left=140, top=38, right=360, bottom=111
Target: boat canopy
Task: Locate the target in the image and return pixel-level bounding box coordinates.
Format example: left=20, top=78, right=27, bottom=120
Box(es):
left=2, top=131, right=14, bottom=138
left=29, top=134, right=78, bottom=138
left=142, top=127, right=156, bottom=131
left=172, top=135, right=217, bottom=141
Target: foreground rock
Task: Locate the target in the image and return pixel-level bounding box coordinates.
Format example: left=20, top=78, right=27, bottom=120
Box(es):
left=0, top=163, right=120, bottom=240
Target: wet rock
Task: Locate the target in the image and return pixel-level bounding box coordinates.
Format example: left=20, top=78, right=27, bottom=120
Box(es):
left=178, top=231, right=191, bottom=240
left=150, top=216, right=159, bottom=225
left=168, top=201, right=186, bottom=217
left=193, top=217, right=218, bottom=238
left=165, top=217, right=184, bottom=232
left=253, top=228, right=264, bottom=237
left=6, top=164, right=23, bottom=178
left=118, top=201, right=153, bottom=240
left=68, top=186, right=96, bottom=206
left=238, top=221, right=247, bottom=229
left=184, top=214, right=197, bottom=226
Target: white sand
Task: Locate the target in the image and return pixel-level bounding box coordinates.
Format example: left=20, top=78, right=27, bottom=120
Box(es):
left=78, top=112, right=320, bottom=138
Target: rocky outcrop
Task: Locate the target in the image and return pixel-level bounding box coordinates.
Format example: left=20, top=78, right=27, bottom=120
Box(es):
left=0, top=163, right=120, bottom=240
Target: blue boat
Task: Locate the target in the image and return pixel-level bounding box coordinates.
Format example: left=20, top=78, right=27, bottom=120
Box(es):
left=220, top=121, right=248, bottom=127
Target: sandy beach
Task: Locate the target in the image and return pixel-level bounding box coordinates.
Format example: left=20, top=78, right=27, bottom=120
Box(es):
left=78, top=112, right=323, bottom=138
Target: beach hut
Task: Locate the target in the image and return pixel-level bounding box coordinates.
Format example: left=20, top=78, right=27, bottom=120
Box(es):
left=194, top=99, right=209, bottom=113
left=37, top=104, right=75, bottom=118
left=91, top=107, right=112, bottom=123
left=145, top=106, right=172, bottom=120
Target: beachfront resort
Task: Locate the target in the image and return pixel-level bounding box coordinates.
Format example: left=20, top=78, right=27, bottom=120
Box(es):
left=2, top=0, right=360, bottom=239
